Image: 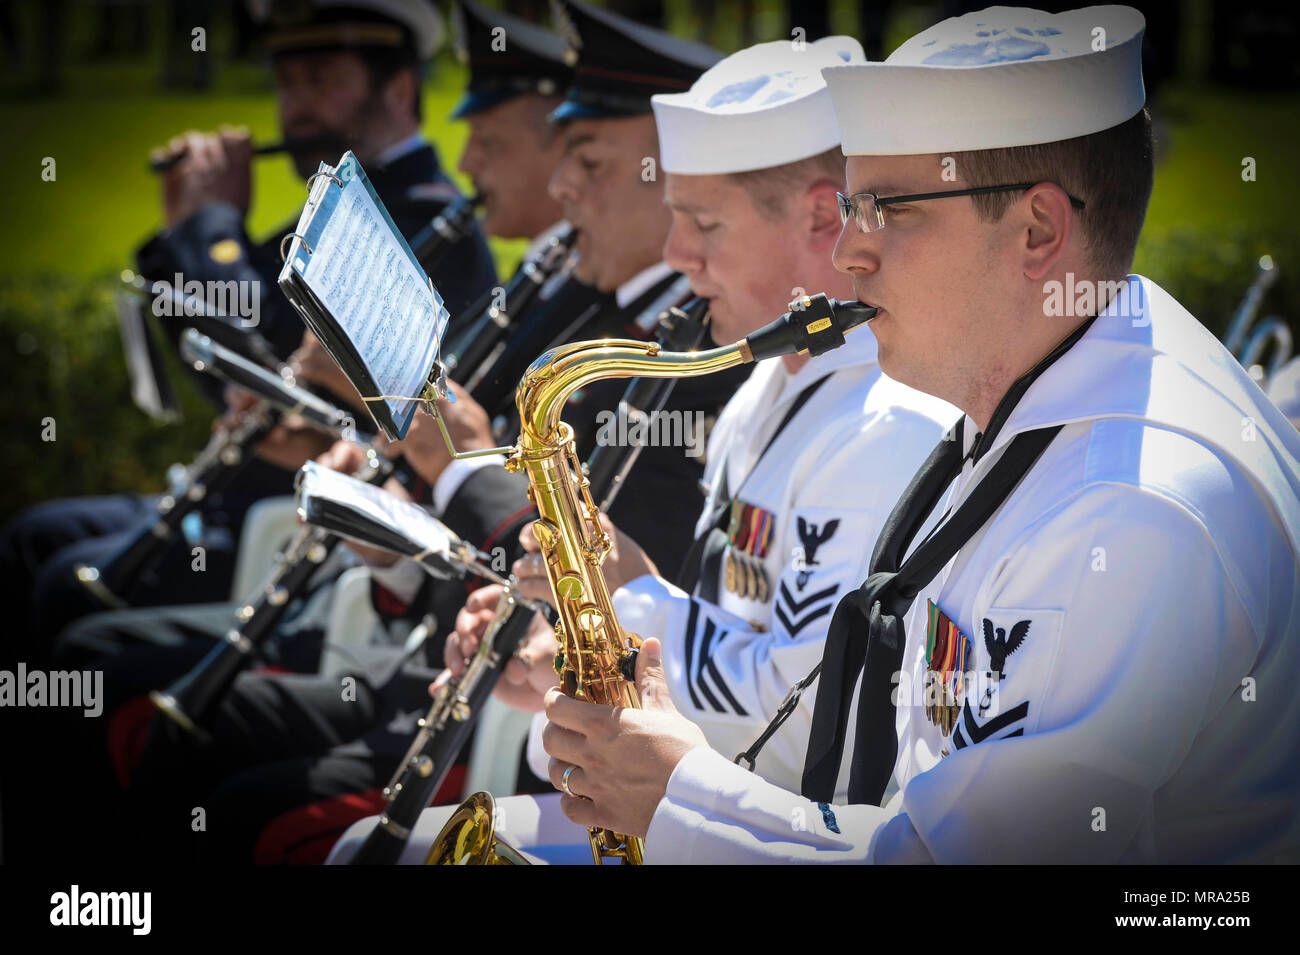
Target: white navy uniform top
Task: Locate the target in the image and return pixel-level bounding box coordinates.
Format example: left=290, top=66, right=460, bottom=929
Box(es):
left=524, top=322, right=958, bottom=796
left=644, top=275, right=1300, bottom=864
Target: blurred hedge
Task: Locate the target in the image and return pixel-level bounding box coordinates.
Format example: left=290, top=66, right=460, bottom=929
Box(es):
left=1134, top=226, right=1300, bottom=341
left=3, top=222, right=1296, bottom=520
left=0, top=271, right=213, bottom=520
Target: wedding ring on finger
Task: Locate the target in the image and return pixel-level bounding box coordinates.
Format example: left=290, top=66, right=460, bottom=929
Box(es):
left=562, top=765, right=579, bottom=798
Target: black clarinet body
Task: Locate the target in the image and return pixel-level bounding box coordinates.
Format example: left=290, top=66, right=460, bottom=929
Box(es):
left=410, top=193, right=483, bottom=272
left=349, top=591, right=537, bottom=865
left=149, top=449, right=407, bottom=734
left=76, top=330, right=366, bottom=610
left=349, top=293, right=711, bottom=865
left=74, top=407, right=276, bottom=609
left=150, top=524, right=339, bottom=735
left=443, top=227, right=578, bottom=391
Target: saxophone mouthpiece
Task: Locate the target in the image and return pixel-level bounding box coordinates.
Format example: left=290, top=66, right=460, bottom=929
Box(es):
left=739, top=294, right=877, bottom=363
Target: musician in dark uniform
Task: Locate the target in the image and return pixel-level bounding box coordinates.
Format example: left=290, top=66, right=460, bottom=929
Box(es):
left=94, top=0, right=750, bottom=865
left=49, top=0, right=585, bottom=716
left=0, top=0, right=497, bottom=660
left=0, top=0, right=500, bottom=866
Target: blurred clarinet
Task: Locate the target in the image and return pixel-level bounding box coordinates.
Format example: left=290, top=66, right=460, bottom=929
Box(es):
left=442, top=226, right=578, bottom=392
left=74, top=330, right=368, bottom=610
left=146, top=245, right=578, bottom=732
left=1223, top=255, right=1293, bottom=384
left=410, top=193, right=484, bottom=272
left=349, top=290, right=710, bottom=865
left=74, top=408, right=276, bottom=609
left=149, top=447, right=407, bottom=735
left=470, top=271, right=691, bottom=427
left=121, top=269, right=284, bottom=372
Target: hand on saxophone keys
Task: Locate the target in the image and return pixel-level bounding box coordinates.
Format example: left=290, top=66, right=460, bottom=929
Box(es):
left=511, top=514, right=659, bottom=608
left=541, top=637, right=710, bottom=840
left=442, top=584, right=558, bottom=713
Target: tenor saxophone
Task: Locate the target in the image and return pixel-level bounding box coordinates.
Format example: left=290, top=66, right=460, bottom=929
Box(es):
left=426, top=293, right=877, bottom=866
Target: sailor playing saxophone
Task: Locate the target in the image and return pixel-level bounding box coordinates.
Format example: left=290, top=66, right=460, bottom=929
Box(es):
left=532, top=5, right=1300, bottom=864
left=328, top=34, right=957, bottom=863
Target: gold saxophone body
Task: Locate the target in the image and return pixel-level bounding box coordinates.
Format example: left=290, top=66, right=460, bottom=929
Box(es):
left=426, top=294, right=876, bottom=866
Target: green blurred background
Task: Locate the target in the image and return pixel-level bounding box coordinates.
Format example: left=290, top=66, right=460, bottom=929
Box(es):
left=0, top=0, right=1297, bottom=519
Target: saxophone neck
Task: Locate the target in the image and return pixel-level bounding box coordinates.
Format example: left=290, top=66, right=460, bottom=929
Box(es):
left=515, top=339, right=742, bottom=449
left=512, top=293, right=877, bottom=448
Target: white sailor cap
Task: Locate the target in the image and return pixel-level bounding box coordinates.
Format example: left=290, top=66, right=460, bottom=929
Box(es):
left=822, top=5, right=1146, bottom=156
left=652, top=36, right=866, bottom=175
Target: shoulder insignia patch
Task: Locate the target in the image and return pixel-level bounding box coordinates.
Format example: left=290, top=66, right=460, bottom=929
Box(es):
left=208, top=238, right=242, bottom=264
left=795, top=516, right=839, bottom=589
left=775, top=581, right=838, bottom=639
left=979, top=616, right=1030, bottom=715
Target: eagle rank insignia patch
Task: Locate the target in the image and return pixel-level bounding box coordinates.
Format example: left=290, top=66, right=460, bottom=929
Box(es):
left=208, top=238, right=242, bottom=264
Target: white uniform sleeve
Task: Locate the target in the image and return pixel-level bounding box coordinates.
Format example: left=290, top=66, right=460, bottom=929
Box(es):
left=525, top=710, right=549, bottom=782
left=644, top=485, right=1256, bottom=863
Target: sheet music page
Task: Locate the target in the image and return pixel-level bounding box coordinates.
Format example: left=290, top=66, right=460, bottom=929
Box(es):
left=297, top=462, right=455, bottom=562
left=283, top=153, right=449, bottom=436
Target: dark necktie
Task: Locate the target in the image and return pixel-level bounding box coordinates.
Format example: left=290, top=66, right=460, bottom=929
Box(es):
left=800, top=317, right=1095, bottom=804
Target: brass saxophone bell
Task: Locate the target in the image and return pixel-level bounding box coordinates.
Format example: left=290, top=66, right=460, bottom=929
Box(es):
left=424, top=791, right=532, bottom=865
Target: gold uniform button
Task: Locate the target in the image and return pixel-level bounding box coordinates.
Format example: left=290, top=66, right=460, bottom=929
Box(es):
left=209, top=238, right=242, bottom=264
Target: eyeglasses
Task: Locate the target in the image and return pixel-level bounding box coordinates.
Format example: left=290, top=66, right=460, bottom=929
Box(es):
left=836, top=183, right=1087, bottom=233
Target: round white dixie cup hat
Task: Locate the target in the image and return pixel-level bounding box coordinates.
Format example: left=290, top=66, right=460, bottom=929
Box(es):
left=822, top=4, right=1146, bottom=156
left=653, top=35, right=867, bottom=175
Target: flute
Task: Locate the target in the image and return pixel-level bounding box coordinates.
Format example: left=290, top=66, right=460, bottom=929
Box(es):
left=148, top=134, right=345, bottom=173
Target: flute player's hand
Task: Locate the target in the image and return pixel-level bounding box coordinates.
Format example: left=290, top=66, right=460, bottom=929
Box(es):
left=159, top=126, right=253, bottom=226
